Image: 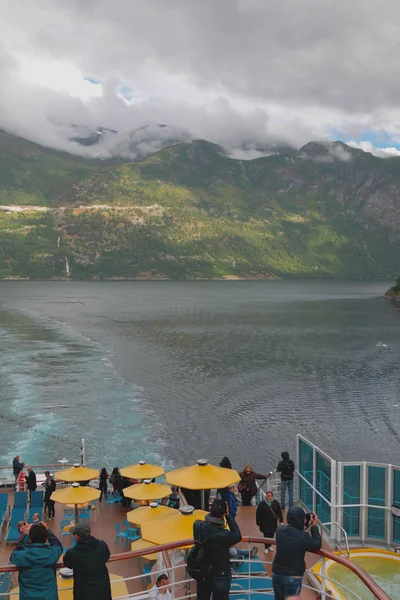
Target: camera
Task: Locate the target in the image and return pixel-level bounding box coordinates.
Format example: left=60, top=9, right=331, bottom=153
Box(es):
left=304, top=512, right=315, bottom=528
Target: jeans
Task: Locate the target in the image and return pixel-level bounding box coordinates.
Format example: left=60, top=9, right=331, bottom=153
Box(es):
left=197, top=574, right=231, bottom=600
left=46, top=499, right=55, bottom=518
left=280, top=479, right=293, bottom=508
left=272, top=573, right=302, bottom=600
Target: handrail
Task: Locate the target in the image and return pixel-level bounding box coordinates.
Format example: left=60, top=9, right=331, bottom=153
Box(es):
left=321, top=521, right=350, bottom=558
left=0, top=464, right=75, bottom=471
left=0, top=535, right=391, bottom=599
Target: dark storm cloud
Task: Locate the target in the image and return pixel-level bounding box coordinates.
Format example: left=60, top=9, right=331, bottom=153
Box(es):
left=2, top=0, right=400, bottom=156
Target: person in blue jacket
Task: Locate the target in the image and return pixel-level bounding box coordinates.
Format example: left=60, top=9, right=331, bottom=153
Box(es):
left=10, top=522, right=63, bottom=600
left=219, top=485, right=238, bottom=519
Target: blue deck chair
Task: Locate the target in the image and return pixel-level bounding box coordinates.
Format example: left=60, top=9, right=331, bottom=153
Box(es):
left=235, top=558, right=266, bottom=576
left=63, top=509, right=75, bottom=520
left=79, top=508, right=91, bottom=523
left=115, top=522, right=131, bottom=548
left=0, top=493, right=9, bottom=527
left=30, top=490, right=44, bottom=507
left=6, top=507, right=26, bottom=543
left=0, top=573, right=12, bottom=596
left=60, top=519, right=73, bottom=546
left=14, top=492, right=28, bottom=509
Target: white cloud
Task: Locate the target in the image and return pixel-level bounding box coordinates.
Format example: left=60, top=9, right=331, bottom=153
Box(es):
left=347, top=140, right=400, bottom=158
left=2, top=1, right=400, bottom=157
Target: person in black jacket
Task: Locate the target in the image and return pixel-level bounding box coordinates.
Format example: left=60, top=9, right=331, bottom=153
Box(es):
left=194, top=498, right=242, bottom=600
left=25, top=467, right=37, bottom=501
left=43, top=471, right=56, bottom=520
left=63, top=523, right=112, bottom=600
left=256, top=491, right=283, bottom=553
left=276, top=451, right=295, bottom=509
left=272, top=506, right=321, bottom=600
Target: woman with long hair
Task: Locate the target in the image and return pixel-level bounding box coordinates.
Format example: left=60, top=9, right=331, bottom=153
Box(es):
left=99, top=467, right=109, bottom=502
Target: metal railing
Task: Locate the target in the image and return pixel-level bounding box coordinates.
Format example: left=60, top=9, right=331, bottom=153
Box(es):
left=0, top=536, right=391, bottom=600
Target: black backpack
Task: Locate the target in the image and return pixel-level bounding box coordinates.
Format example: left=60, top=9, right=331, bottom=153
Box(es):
left=282, top=459, right=294, bottom=478
left=187, top=521, right=220, bottom=583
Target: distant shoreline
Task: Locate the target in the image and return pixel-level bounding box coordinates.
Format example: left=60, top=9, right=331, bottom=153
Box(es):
left=0, top=275, right=394, bottom=282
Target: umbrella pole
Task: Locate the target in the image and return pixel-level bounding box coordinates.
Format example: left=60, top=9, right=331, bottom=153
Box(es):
left=75, top=504, right=79, bottom=524
left=201, top=489, right=205, bottom=511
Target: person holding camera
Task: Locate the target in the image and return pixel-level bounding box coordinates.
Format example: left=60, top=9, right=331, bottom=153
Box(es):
left=10, top=521, right=63, bottom=600
left=191, top=498, right=242, bottom=600
left=272, top=506, right=321, bottom=600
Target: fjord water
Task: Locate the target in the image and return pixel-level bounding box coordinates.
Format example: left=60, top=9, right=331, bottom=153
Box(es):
left=0, top=280, right=398, bottom=471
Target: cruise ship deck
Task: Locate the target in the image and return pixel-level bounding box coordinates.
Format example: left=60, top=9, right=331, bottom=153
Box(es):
left=0, top=489, right=328, bottom=600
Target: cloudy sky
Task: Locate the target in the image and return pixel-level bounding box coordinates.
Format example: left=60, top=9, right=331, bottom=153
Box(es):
left=2, top=0, right=400, bottom=158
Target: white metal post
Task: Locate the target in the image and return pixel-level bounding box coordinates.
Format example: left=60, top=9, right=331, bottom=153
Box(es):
left=330, top=459, right=337, bottom=545
left=81, top=439, right=85, bottom=466
left=320, top=556, right=326, bottom=600
left=360, top=462, right=367, bottom=544
left=312, top=445, right=317, bottom=514
left=387, top=465, right=393, bottom=546
left=336, top=461, right=343, bottom=544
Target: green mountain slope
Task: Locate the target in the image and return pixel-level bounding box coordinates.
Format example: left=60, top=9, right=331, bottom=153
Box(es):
left=0, top=134, right=399, bottom=279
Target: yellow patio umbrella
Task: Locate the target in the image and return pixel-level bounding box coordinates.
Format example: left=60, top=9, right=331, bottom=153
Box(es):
left=54, top=463, right=99, bottom=482
left=166, top=459, right=240, bottom=508
left=51, top=482, right=100, bottom=523
left=123, top=479, right=171, bottom=502
left=121, top=460, right=165, bottom=480
left=141, top=505, right=208, bottom=546
left=127, top=501, right=175, bottom=525
left=131, top=537, right=161, bottom=560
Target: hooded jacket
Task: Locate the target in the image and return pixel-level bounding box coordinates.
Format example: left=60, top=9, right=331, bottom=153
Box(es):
left=276, top=452, right=295, bottom=481
left=194, top=513, right=242, bottom=578
left=10, top=530, right=63, bottom=600
left=63, top=535, right=111, bottom=600
left=272, top=506, right=321, bottom=577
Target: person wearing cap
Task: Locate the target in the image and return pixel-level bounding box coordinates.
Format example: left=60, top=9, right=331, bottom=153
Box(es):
left=63, top=523, right=112, bottom=600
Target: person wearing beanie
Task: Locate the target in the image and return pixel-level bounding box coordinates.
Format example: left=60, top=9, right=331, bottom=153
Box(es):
left=276, top=451, right=295, bottom=509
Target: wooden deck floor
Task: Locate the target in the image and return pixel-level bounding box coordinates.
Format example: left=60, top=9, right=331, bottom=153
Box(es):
left=0, top=491, right=329, bottom=599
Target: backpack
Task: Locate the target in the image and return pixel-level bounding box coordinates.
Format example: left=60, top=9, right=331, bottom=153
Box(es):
left=282, top=459, right=294, bottom=478
left=187, top=521, right=221, bottom=583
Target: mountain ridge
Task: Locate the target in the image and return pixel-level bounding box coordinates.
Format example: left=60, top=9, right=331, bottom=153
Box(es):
left=0, top=131, right=399, bottom=280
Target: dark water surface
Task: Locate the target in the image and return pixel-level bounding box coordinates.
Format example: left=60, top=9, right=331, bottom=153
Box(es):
left=0, top=280, right=398, bottom=471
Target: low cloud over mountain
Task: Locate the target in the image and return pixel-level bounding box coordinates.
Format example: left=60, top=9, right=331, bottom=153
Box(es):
left=3, top=1, right=400, bottom=158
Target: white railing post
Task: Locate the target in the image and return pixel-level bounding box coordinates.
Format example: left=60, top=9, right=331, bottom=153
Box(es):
left=360, top=462, right=368, bottom=544
left=312, top=445, right=317, bottom=514
left=330, top=459, right=337, bottom=545
left=387, top=465, right=393, bottom=546
left=81, top=439, right=85, bottom=466
left=320, top=556, right=327, bottom=600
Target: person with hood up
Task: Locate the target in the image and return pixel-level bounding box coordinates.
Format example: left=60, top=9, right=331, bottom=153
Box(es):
left=256, top=490, right=283, bottom=553
left=219, top=457, right=232, bottom=469
left=193, top=498, right=242, bottom=600
left=276, top=451, right=295, bottom=509
left=272, top=506, right=321, bottom=600
left=10, top=522, right=63, bottom=600
left=238, top=465, right=269, bottom=506
left=63, top=523, right=112, bottom=600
